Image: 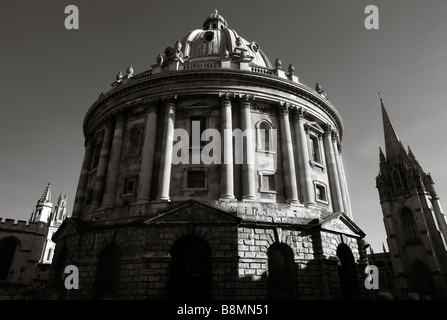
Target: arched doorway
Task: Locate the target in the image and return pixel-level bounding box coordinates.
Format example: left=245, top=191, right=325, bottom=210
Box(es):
left=0, top=237, right=19, bottom=280
left=410, top=259, right=436, bottom=299
left=170, top=236, right=212, bottom=300
left=94, top=244, right=121, bottom=299
left=337, top=243, right=361, bottom=300
left=267, top=242, right=294, bottom=299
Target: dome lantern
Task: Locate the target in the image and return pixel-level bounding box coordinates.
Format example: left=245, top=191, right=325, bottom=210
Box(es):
left=203, top=9, right=228, bottom=30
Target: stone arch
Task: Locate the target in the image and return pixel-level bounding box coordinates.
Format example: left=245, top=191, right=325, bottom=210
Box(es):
left=94, top=244, right=121, bottom=299
left=267, top=242, right=294, bottom=299
left=409, top=259, right=436, bottom=299
left=0, top=236, right=20, bottom=280
left=169, top=235, right=212, bottom=300
left=336, top=243, right=361, bottom=300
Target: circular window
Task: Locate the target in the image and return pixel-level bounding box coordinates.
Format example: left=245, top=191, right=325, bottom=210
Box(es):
left=204, top=31, right=214, bottom=42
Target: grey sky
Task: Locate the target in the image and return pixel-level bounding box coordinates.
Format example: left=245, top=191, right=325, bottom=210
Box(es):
left=1, top=0, right=446, bottom=253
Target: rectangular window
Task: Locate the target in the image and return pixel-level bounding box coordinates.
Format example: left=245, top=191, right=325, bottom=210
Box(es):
left=46, top=248, right=52, bottom=261
left=123, top=176, right=137, bottom=195
left=262, top=174, right=275, bottom=192
left=314, top=182, right=328, bottom=204
left=316, top=185, right=326, bottom=201
left=187, top=170, right=206, bottom=189
left=259, top=171, right=276, bottom=193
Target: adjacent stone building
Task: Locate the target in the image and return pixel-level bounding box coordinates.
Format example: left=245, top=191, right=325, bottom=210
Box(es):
left=51, top=10, right=370, bottom=300
left=0, top=183, right=69, bottom=297
left=375, top=99, right=447, bottom=299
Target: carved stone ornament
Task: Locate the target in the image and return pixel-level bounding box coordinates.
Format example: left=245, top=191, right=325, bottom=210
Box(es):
left=127, top=65, right=134, bottom=77
left=278, top=102, right=290, bottom=115
left=223, top=48, right=230, bottom=58
left=275, top=58, right=282, bottom=69
left=288, top=63, right=295, bottom=74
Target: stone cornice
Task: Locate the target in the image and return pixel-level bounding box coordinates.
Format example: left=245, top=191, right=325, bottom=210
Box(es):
left=84, top=69, right=344, bottom=140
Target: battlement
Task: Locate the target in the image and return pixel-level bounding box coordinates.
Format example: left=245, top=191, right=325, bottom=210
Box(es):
left=0, top=217, right=44, bottom=233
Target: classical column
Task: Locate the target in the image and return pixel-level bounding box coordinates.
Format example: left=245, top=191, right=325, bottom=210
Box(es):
left=240, top=96, right=257, bottom=201
left=92, top=117, right=114, bottom=207
left=293, top=108, right=314, bottom=205
left=137, top=103, right=158, bottom=203
left=335, top=144, right=353, bottom=218
left=156, top=98, right=176, bottom=201
left=72, top=139, right=93, bottom=218
left=323, top=125, right=344, bottom=213
left=102, top=112, right=126, bottom=207
left=279, top=103, right=299, bottom=204
left=220, top=94, right=235, bottom=200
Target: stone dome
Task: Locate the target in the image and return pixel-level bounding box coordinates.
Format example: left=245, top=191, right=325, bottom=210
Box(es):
left=180, top=10, right=273, bottom=68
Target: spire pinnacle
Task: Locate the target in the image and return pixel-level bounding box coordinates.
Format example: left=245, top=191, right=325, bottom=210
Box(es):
left=40, top=182, right=52, bottom=203
left=380, top=97, right=405, bottom=160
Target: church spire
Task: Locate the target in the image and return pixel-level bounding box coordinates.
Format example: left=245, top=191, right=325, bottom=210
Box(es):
left=39, top=182, right=52, bottom=203
left=380, top=97, right=405, bottom=160
left=30, top=182, right=53, bottom=223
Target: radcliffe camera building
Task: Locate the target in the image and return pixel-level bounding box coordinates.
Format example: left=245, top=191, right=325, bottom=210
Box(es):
left=49, top=11, right=371, bottom=300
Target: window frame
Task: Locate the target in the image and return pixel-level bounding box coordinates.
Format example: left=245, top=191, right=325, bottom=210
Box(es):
left=313, top=181, right=329, bottom=205
left=259, top=170, right=277, bottom=194
left=305, top=123, right=326, bottom=171
left=122, top=174, right=138, bottom=197
left=255, top=119, right=276, bottom=154
left=126, top=124, right=143, bottom=157
left=183, top=167, right=208, bottom=191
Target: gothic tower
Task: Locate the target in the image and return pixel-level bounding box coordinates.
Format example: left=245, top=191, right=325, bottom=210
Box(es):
left=40, top=193, right=69, bottom=264
left=376, top=98, right=447, bottom=299
left=30, top=182, right=53, bottom=223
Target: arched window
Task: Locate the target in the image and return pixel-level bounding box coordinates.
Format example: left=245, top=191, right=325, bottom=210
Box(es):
left=400, top=207, right=419, bottom=243
left=268, top=243, right=293, bottom=299
left=0, top=237, right=19, bottom=280
left=94, top=245, right=121, bottom=299
left=128, top=125, right=142, bottom=155
left=256, top=120, right=275, bottom=153
left=170, top=236, right=212, bottom=300
left=336, top=243, right=360, bottom=300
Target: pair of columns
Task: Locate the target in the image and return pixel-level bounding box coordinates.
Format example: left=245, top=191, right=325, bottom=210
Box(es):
left=72, top=95, right=351, bottom=218
left=221, top=98, right=312, bottom=205
left=72, top=103, right=159, bottom=217
left=323, top=125, right=352, bottom=217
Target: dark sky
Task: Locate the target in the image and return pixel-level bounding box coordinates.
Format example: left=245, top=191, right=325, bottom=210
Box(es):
left=1, top=0, right=447, bottom=253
